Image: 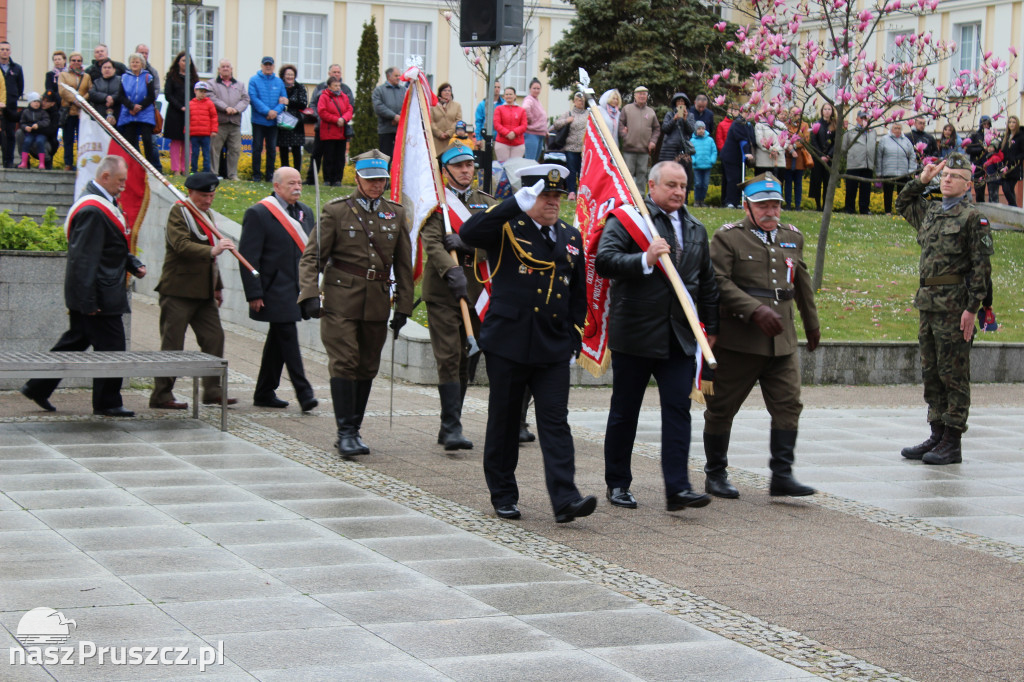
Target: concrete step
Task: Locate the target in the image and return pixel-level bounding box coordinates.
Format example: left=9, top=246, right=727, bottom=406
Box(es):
left=0, top=168, right=77, bottom=186
left=0, top=169, right=76, bottom=222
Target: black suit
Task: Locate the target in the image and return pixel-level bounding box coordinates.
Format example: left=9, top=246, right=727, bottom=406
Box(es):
left=460, top=196, right=587, bottom=513
left=1, top=59, right=25, bottom=167
left=595, top=198, right=719, bottom=497
left=239, top=195, right=316, bottom=403
left=23, top=182, right=145, bottom=409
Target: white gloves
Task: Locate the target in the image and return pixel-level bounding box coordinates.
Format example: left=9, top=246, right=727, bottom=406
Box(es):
left=515, top=179, right=547, bottom=212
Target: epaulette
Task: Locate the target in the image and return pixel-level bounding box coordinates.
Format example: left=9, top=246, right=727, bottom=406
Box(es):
left=473, top=188, right=495, bottom=199
left=780, top=223, right=801, bottom=234
left=379, top=196, right=402, bottom=207
left=325, top=196, right=348, bottom=205
left=720, top=222, right=742, bottom=231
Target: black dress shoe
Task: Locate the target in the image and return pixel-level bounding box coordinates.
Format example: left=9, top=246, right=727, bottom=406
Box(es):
left=666, top=490, right=711, bottom=511
left=555, top=495, right=597, bottom=523
left=254, top=396, right=289, bottom=408
left=20, top=385, right=56, bottom=412
left=494, top=504, right=521, bottom=519
left=518, top=426, right=536, bottom=443
left=606, top=487, right=637, bottom=509
left=93, top=406, right=135, bottom=417
left=300, top=397, right=319, bottom=412
left=705, top=476, right=739, bottom=499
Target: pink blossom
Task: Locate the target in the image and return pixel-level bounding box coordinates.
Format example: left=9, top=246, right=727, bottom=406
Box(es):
left=443, top=10, right=452, bottom=22
left=726, top=41, right=735, bottom=49
left=714, top=95, right=726, bottom=107
left=722, top=69, right=732, bottom=79
left=894, top=35, right=905, bottom=47
left=1010, top=46, right=1019, bottom=57
left=715, top=21, right=727, bottom=32
left=915, top=141, right=927, bottom=152
left=811, top=122, right=821, bottom=134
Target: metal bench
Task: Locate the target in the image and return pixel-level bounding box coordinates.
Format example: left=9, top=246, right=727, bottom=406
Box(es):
left=0, top=350, right=230, bottom=431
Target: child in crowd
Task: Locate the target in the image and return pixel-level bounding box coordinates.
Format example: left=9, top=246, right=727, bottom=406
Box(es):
left=982, top=143, right=1004, bottom=203
left=690, top=120, right=718, bottom=207
left=188, top=81, right=218, bottom=173
left=18, top=92, right=49, bottom=169
left=450, top=120, right=476, bottom=148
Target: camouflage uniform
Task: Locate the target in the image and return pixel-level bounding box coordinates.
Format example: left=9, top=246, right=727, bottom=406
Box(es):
left=895, top=177, right=993, bottom=432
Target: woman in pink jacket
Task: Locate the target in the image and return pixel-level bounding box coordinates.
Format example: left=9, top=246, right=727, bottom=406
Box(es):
left=522, top=78, right=547, bottom=161
left=493, top=86, right=527, bottom=163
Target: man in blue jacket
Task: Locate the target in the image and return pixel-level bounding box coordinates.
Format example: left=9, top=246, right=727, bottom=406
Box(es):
left=248, top=56, right=287, bottom=182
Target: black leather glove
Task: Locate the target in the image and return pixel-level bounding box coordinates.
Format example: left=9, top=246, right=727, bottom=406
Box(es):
left=750, top=305, right=784, bottom=337
left=299, top=297, right=322, bottom=320
left=444, top=266, right=469, bottom=301
left=390, top=311, right=409, bottom=339
left=806, top=327, right=821, bottom=352
left=443, top=232, right=472, bottom=256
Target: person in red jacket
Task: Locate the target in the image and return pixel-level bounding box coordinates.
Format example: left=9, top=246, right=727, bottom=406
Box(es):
left=189, top=81, right=219, bottom=172
left=715, top=103, right=738, bottom=205
left=317, top=76, right=354, bottom=186
left=493, top=86, right=527, bottom=163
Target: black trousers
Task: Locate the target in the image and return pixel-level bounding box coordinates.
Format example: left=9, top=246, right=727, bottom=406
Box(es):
left=62, top=114, right=80, bottom=168
left=809, top=159, right=828, bottom=208
left=723, top=161, right=744, bottom=206
left=378, top=132, right=396, bottom=159
left=1, top=114, right=17, bottom=167
left=306, top=127, right=323, bottom=182
left=844, top=168, right=873, bottom=214
left=279, top=145, right=302, bottom=171
left=254, top=321, right=313, bottom=403
left=482, top=352, right=581, bottom=513
left=1002, top=178, right=1018, bottom=207
left=321, top=139, right=346, bottom=183
left=604, top=344, right=695, bottom=497
left=882, top=179, right=905, bottom=214
left=23, top=312, right=127, bottom=410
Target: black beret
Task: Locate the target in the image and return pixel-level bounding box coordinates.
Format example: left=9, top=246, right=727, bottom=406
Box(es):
left=184, top=172, right=220, bottom=192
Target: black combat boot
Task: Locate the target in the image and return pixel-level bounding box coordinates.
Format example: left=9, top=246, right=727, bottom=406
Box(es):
left=438, top=382, right=473, bottom=451
left=922, top=427, right=962, bottom=465
left=768, top=429, right=815, bottom=497
left=330, top=378, right=363, bottom=457
left=704, top=432, right=739, bottom=498
left=901, top=421, right=944, bottom=460
left=518, top=391, right=536, bottom=443
left=351, top=379, right=373, bottom=455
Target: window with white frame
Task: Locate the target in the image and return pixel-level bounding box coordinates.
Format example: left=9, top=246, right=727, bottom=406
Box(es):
left=171, top=5, right=217, bottom=76
left=501, top=30, right=533, bottom=95
left=886, top=32, right=915, bottom=100
left=388, top=21, right=430, bottom=77
left=282, top=13, right=326, bottom=82
left=56, top=0, right=103, bottom=54
left=954, top=22, right=982, bottom=82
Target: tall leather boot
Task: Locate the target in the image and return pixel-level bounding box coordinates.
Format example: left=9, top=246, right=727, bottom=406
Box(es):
left=768, top=428, right=815, bottom=497
left=351, top=379, right=372, bottom=455
left=519, top=391, right=536, bottom=443
left=704, top=432, right=739, bottom=498
left=330, top=378, right=363, bottom=457
left=438, top=382, right=473, bottom=451
left=922, top=427, right=962, bottom=465
left=901, top=421, right=944, bottom=460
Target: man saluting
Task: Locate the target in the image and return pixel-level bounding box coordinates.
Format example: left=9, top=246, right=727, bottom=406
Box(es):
left=459, top=164, right=597, bottom=523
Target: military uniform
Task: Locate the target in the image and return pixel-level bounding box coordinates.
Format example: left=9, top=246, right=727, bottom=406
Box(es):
left=704, top=173, right=819, bottom=497
left=150, top=192, right=229, bottom=407
left=297, top=150, right=413, bottom=457
left=421, top=178, right=496, bottom=449
left=895, top=168, right=993, bottom=463
left=460, top=165, right=595, bottom=522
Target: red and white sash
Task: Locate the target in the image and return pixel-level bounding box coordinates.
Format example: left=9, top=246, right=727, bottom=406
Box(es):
left=65, top=194, right=129, bottom=245
left=258, top=197, right=308, bottom=252
left=175, top=200, right=217, bottom=246
left=444, top=188, right=492, bottom=319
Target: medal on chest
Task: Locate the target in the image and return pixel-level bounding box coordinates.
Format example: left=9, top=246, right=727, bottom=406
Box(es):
left=785, top=257, right=795, bottom=284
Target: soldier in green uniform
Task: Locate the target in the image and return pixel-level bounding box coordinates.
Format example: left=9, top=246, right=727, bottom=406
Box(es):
left=421, top=144, right=496, bottom=451
left=150, top=172, right=237, bottom=409
left=703, top=173, right=820, bottom=498
left=297, top=150, right=414, bottom=458
left=896, top=153, right=993, bottom=465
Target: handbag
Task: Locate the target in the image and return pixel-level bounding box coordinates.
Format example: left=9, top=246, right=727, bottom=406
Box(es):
left=277, top=111, right=299, bottom=130
left=549, top=123, right=570, bottom=151
left=301, top=107, right=317, bottom=124
left=153, top=106, right=163, bottom=135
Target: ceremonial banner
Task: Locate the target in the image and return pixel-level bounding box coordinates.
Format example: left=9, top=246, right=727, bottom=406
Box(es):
left=575, top=116, right=634, bottom=377
left=73, top=115, right=150, bottom=255
left=390, top=68, right=438, bottom=282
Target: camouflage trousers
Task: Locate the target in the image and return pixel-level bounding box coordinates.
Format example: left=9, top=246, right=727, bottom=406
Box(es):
left=919, top=310, right=972, bottom=432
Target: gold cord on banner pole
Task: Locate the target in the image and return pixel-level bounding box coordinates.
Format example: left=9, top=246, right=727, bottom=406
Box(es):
left=575, top=68, right=716, bottom=369
left=59, top=82, right=259, bottom=278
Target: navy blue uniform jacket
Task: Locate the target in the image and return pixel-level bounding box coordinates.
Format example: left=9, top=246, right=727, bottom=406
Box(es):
left=459, top=196, right=586, bottom=365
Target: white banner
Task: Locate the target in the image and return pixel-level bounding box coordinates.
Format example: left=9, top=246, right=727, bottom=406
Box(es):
left=73, top=115, right=113, bottom=200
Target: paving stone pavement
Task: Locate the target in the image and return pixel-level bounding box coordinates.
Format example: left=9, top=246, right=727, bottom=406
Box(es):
left=1, top=296, right=1022, bottom=681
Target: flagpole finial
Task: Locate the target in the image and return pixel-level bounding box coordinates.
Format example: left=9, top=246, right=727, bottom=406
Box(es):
left=577, top=67, right=594, bottom=98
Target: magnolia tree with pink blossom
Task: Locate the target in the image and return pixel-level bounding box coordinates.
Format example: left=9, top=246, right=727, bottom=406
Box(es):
left=710, top=0, right=1019, bottom=290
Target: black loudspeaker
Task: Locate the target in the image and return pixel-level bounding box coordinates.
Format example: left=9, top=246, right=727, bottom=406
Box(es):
left=460, top=0, right=524, bottom=47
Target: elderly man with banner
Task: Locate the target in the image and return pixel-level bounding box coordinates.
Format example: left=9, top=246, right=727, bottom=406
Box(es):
left=573, top=68, right=719, bottom=511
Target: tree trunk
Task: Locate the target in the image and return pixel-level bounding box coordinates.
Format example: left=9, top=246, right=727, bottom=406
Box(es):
left=812, top=155, right=845, bottom=292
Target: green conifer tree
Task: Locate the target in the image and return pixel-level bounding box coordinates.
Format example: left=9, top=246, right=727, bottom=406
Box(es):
left=351, top=16, right=380, bottom=158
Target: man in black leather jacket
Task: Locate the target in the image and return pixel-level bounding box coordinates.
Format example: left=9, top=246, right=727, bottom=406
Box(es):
left=21, top=156, right=146, bottom=416
left=595, top=161, right=719, bottom=512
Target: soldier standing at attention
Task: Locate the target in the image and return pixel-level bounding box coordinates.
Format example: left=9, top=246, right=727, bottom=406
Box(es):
left=459, top=164, right=597, bottom=524
left=703, top=173, right=819, bottom=498
left=896, top=153, right=993, bottom=465
left=297, top=150, right=414, bottom=458
left=421, top=144, right=497, bottom=451
left=150, top=172, right=237, bottom=410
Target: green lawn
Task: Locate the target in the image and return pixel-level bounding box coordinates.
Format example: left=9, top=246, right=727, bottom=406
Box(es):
left=197, top=178, right=1023, bottom=342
